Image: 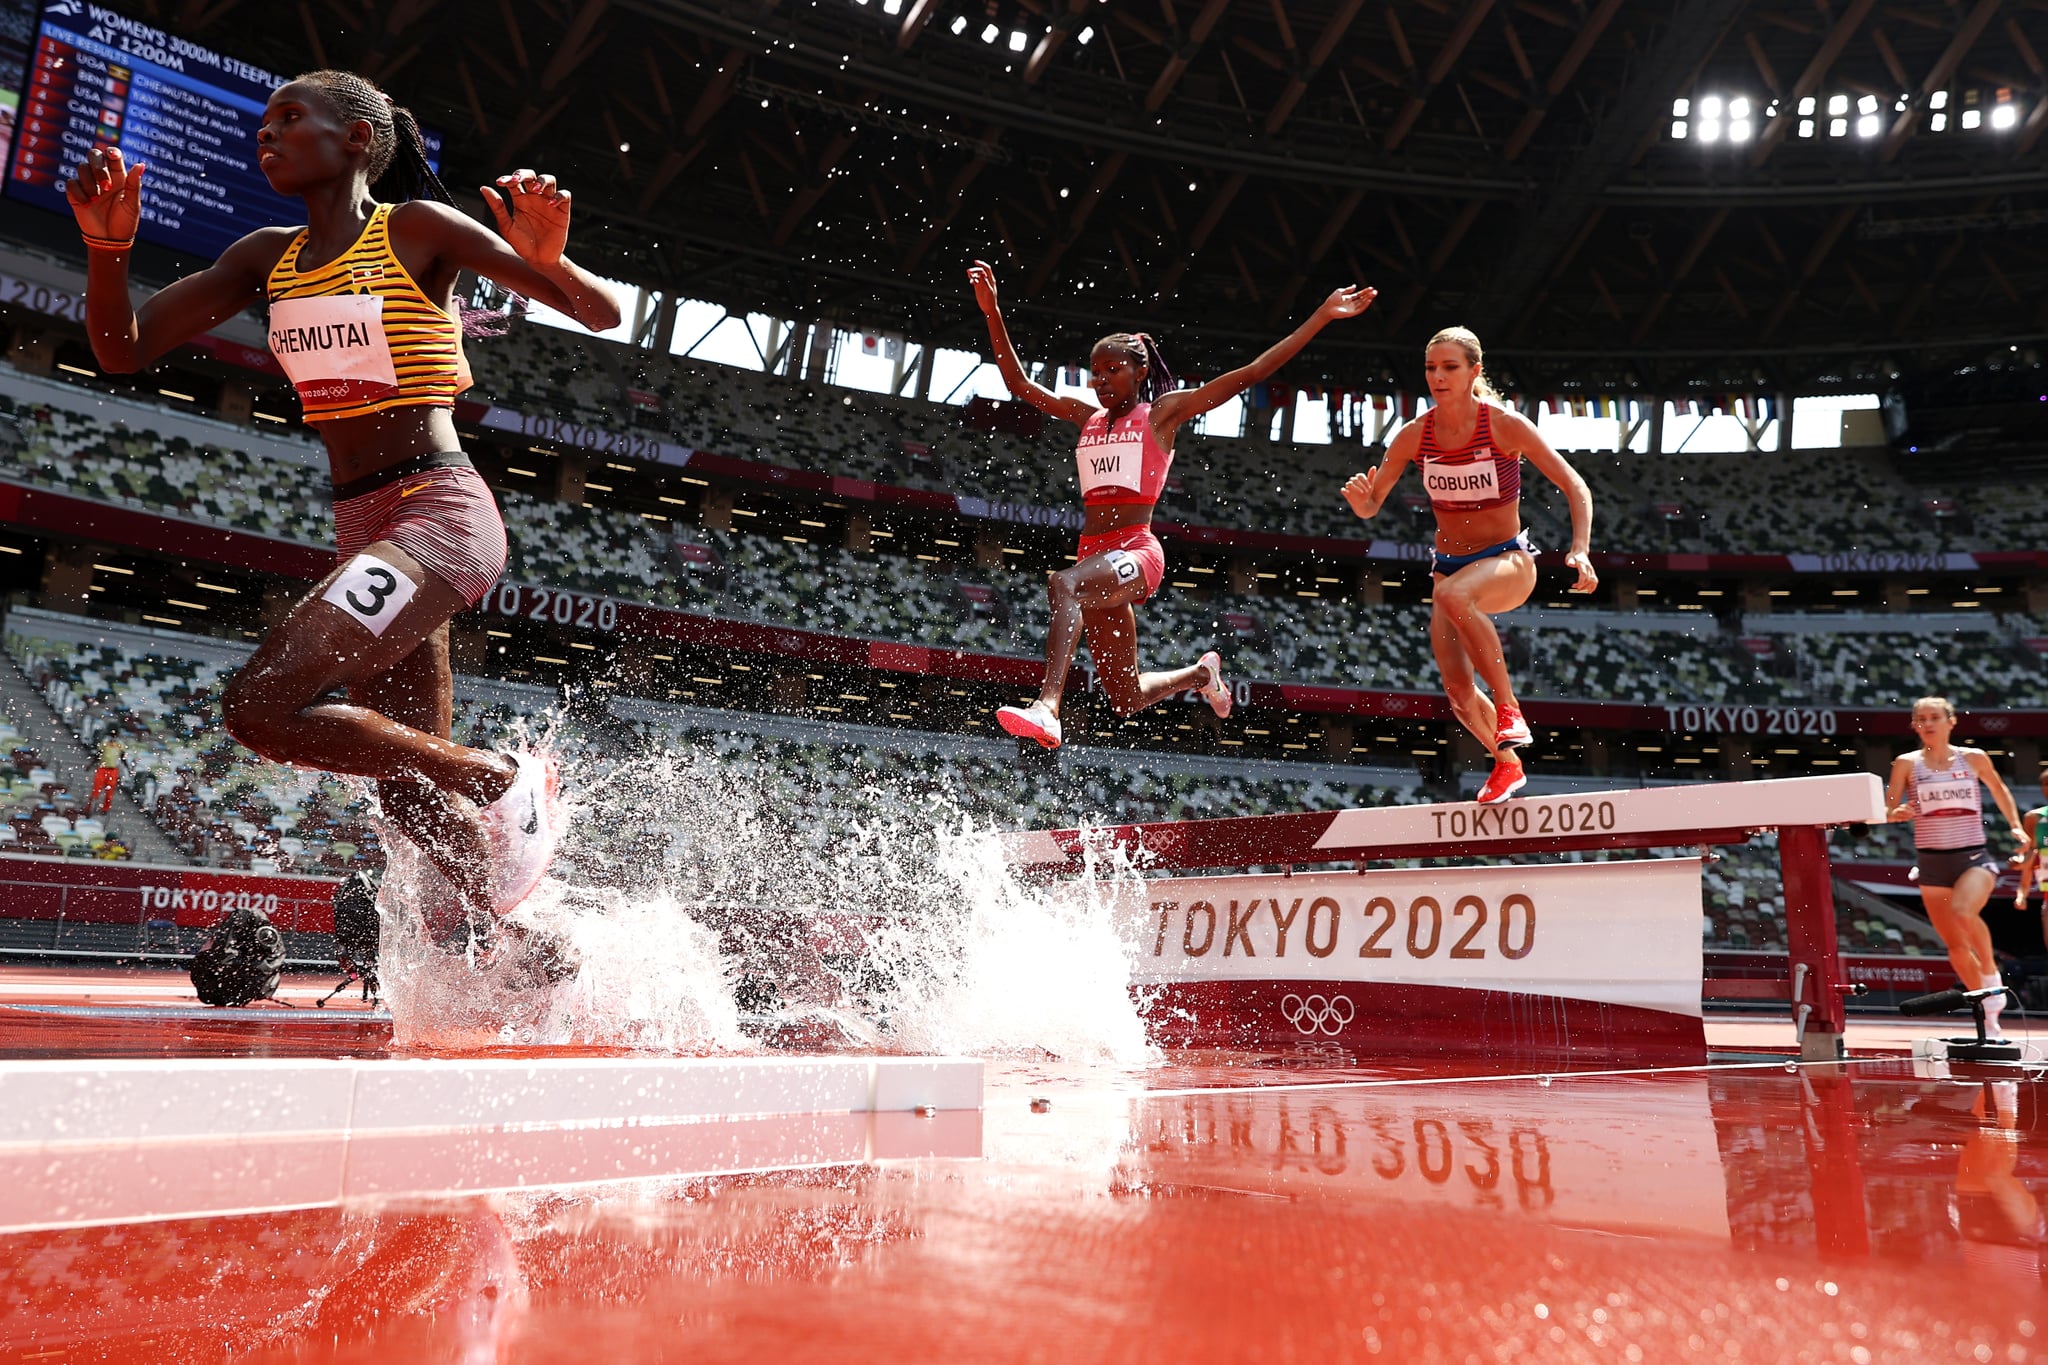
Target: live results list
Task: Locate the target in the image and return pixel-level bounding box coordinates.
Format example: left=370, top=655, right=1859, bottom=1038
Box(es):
left=6, top=21, right=297, bottom=258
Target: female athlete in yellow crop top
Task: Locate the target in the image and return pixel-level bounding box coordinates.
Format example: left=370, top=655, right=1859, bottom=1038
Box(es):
left=67, top=70, right=621, bottom=943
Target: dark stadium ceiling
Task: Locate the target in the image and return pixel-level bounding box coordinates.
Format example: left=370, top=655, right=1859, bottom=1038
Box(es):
left=150, top=0, right=2048, bottom=390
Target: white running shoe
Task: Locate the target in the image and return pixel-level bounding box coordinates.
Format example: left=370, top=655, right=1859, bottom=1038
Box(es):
left=479, top=750, right=562, bottom=916
left=1195, top=650, right=1232, bottom=718
left=997, top=701, right=1063, bottom=749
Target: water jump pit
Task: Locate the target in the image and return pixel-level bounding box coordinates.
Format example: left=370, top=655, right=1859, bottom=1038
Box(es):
left=3, top=773, right=2044, bottom=1361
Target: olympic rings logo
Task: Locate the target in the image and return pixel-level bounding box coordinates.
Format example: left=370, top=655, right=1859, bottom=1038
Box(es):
left=1280, top=993, right=1356, bottom=1036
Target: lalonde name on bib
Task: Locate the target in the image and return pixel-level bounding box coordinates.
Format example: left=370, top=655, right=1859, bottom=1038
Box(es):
left=268, top=294, right=401, bottom=407
left=1918, top=778, right=1979, bottom=811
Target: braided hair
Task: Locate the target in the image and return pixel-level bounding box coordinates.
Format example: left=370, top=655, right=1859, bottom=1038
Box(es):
left=1092, top=332, right=1178, bottom=403
left=292, top=70, right=523, bottom=336
left=292, top=69, right=452, bottom=206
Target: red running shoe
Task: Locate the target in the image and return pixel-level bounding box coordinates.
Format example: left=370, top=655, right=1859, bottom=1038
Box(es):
left=1476, top=753, right=1527, bottom=805
left=1494, top=703, right=1532, bottom=749
left=997, top=700, right=1063, bottom=749
left=1195, top=650, right=1232, bottom=719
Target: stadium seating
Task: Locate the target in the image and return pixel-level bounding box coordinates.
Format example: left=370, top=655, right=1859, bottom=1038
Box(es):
left=0, top=709, right=134, bottom=861
left=7, top=628, right=383, bottom=872
left=4, top=609, right=1945, bottom=957
left=463, top=321, right=2048, bottom=556
left=0, top=392, right=330, bottom=543
left=3, top=372, right=2045, bottom=712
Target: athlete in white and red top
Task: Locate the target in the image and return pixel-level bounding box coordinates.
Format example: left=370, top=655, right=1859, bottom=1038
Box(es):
left=1340, top=327, right=1596, bottom=804
left=968, top=260, right=1374, bottom=749
left=1886, top=695, right=2022, bottom=1037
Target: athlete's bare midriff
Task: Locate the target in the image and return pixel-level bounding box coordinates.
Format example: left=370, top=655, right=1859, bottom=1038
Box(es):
left=1433, top=502, right=1524, bottom=556
left=1081, top=501, right=1156, bottom=536
left=315, top=406, right=464, bottom=485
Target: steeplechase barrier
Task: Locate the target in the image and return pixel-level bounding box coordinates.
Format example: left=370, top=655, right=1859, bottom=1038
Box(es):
left=1002, top=774, right=1890, bottom=1065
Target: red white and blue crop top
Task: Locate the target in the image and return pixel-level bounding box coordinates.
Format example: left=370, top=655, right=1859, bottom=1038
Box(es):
left=1077, top=402, right=1174, bottom=507
left=1417, top=403, right=1519, bottom=514
left=1908, top=751, right=1987, bottom=851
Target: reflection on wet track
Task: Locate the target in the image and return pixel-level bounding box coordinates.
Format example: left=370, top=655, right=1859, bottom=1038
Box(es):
left=3, top=1041, right=2044, bottom=1363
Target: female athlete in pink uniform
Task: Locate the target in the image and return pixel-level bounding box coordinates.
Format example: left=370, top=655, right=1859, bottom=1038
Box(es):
left=968, top=261, right=1374, bottom=748
left=66, top=71, right=621, bottom=933
left=1340, top=327, right=1596, bottom=804
left=1888, top=696, right=2022, bottom=1038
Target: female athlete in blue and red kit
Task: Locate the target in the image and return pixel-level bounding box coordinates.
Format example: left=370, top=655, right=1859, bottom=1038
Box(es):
left=969, top=260, right=1375, bottom=748
left=1341, top=327, right=1597, bottom=804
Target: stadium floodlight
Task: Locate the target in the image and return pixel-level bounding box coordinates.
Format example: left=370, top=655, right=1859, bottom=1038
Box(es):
left=1991, top=101, right=2019, bottom=130
left=1076, top=24, right=1093, bottom=42
left=1699, top=95, right=1723, bottom=119
left=1856, top=113, right=1880, bottom=137
left=1698, top=119, right=1720, bottom=142
left=1931, top=112, right=1947, bottom=131
left=1962, top=108, right=1982, bottom=129
left=1798, top=96, right=1816, bottom=116
left=981, top=22, right=999, bottom=41
left=884, top=0, right=902, bottom=11
left=1827, top=94, right=1848, bottom=116
left=1798, top=118, right=1815, bottom=138
left=1671, top=119, right=1688, bottom=139
left=1829, top=117, right=1847, bottom=137
left=1857, top=94, right=1878, bottom=115
left=1729, top=97, right=1750, bottom=120
left=1009, top=28, right=1028, bottom=50
left=950, top=14, right=967, bottom=32
left=1672, top=97, right=1690, bottom=117
left=1931, top=90, right=1949, bottom=110
left=1729, top=119, right=1752, bottom=142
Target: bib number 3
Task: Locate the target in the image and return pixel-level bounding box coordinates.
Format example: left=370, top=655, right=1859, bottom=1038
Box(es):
left=321, top=554, right=418, bottom=637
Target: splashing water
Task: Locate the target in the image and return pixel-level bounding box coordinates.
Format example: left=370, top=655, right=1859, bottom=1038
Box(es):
left=376, top=723, right=1157, bottom=1065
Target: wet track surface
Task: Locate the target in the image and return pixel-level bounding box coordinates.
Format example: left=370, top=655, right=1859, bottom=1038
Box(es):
left=1, top=970, right=2044, bottom=1363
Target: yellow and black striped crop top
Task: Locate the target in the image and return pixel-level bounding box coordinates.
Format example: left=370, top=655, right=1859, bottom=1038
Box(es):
left=263, top=202, right=471, bottom=423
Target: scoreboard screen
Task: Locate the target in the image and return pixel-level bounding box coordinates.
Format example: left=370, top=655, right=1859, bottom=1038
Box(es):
left=3, top=2, right=439, bottom=260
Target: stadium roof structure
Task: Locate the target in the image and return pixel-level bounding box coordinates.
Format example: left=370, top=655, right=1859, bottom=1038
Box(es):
left=199, top=0, right=2045, bottom=392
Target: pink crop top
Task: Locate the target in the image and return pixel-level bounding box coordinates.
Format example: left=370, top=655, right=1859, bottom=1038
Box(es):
left=1417, top=404, right=1520, bottom=514
left=1076, top=402, right=1174, bottom=507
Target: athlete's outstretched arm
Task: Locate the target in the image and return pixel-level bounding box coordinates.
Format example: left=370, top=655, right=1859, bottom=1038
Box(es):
left=1497, top=407, right=1598, bottom=594
left=1340, top=421, right=1423, bottom=521
left=402, top=173, right=621, bottom=332
left=967, top=261, right=1096, bottom=426
left=66, top=147, right=277, bottom=372
left=1150, top=285, right=1375, bottom=438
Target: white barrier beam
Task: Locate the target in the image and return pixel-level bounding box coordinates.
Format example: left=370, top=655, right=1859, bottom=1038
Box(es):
left=0, top=1055, right=983, bottom=1233
left=1004, top=773, right=1887, bottom=872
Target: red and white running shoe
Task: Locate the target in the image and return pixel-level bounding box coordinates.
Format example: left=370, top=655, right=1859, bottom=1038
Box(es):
left=480, top=751, right=563, bottom=916
left=997, top=701, right=1062, bottom=749
left=1475, top=753, right=1527, bottom=805
left=1494, top=703, right=1532, bottom=750
left=1195, top=650, right=1232, bottom=719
